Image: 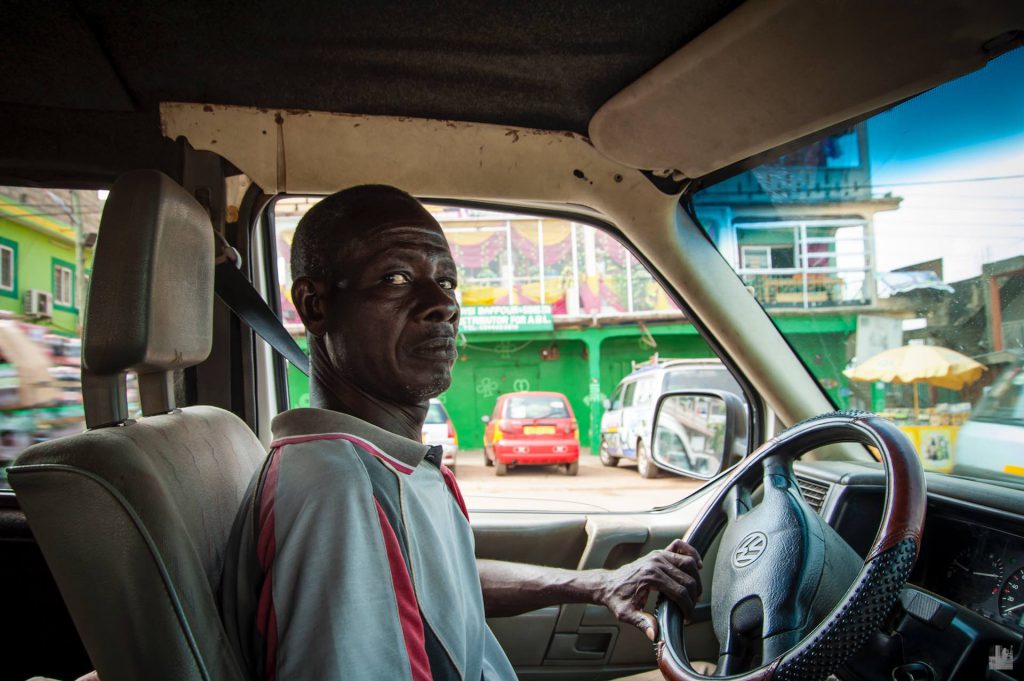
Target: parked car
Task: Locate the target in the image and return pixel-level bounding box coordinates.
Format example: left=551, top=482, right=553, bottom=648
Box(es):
left=482, top=392, right=579, bottom=476
left=599, top=358, right=744, bottom=478
left=954, top=358, right=1024, bottom=480
left=421, top=398, right=458, bottom=472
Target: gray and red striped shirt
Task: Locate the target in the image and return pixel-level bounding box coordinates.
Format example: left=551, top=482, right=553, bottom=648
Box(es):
left=220, top=408, right=517, bottom=681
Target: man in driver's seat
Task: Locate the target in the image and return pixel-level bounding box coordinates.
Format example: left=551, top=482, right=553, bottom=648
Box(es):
left=220, top=185, right=703, bottom=680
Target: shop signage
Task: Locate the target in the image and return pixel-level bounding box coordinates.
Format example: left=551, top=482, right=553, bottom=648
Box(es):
left=460, top=305, right=554, bottom=332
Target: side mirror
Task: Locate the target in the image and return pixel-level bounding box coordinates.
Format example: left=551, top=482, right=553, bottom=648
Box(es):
left=650, top=390, right=748, bottom=480
left=602, top=398, right=611, bottom=410
left=481, top=415, right=491, bottom=424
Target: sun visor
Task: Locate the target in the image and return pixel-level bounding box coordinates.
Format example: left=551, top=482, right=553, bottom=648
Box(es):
left=159, top=104, right=669, bottom=212
left=589, top=0, right=1024, bottom=177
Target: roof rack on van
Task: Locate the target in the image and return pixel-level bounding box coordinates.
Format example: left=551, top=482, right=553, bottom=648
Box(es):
left=631, top=353, right=660, bottom=372
left=629, top=354, right=725, bottom=374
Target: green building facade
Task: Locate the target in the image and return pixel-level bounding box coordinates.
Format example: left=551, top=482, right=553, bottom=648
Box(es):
left=0, top=194, right=93, bottom=334
left=286, top=314, right=858, bottom=452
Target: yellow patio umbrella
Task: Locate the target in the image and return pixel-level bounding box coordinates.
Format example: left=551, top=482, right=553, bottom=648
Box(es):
left=843, top=344, right=986, bottom=420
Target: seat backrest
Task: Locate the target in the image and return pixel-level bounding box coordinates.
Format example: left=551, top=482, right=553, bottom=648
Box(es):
left=9, top=170, right=265, bottom=681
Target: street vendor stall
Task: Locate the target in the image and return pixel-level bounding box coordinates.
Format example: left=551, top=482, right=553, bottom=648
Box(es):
left=844, top=343, right=985, bottom=472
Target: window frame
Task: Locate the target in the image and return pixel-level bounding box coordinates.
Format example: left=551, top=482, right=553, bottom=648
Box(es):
left=259, top=194, right=768, bottom=512
left=52, top=258, right=75, bottom=311
left=0, top=237, right=16, bottom=298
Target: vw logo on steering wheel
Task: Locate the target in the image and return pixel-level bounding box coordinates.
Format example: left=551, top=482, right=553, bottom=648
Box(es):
left=732, top=531, right=768, bottom=568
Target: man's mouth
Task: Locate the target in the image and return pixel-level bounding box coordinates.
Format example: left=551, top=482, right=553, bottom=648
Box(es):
left=410, top=336, right=458, bottom=361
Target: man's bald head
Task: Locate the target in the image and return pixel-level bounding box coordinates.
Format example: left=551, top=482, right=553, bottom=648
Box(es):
left=291, top=185, right=440, bottom=282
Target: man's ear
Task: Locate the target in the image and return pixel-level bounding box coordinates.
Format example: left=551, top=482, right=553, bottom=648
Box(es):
left=292, top=277, right=330, bottom=337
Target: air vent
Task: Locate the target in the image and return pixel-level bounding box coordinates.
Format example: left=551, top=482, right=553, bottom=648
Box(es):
left=796, top=477, right=830, bottom=513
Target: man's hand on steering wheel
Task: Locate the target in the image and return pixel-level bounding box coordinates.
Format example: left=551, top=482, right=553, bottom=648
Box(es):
left=597, top=538, right=704, bottom=641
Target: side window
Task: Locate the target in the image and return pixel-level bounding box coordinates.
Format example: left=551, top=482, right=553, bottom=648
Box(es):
left=272, top=198, right=749, bottom=511
left=609, top=385, right=624, bottom=410
left=0, top=186, right=102, bottom=489
left=634, top=377, right=654, bottom=405
left=53, top=261, right=74, bottom=309
left=0, top=240, right=15, bottom=294
left=621, top=382, right=637, bottom=408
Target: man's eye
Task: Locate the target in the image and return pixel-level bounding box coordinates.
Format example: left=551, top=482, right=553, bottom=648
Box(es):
left=383, top=272, right=412, bottom=285
left=438, top=278, right=457, bottom=290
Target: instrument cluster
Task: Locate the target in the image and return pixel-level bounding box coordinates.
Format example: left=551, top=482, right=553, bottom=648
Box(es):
left=917, top=515, right=1024, bottom=631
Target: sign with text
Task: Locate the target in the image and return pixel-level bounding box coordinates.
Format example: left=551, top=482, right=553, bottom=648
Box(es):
left=461, top=305, right=554, bottom=333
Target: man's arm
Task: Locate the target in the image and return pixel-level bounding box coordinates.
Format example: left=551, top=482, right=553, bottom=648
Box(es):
left=478, top=539, right=702, bottom=640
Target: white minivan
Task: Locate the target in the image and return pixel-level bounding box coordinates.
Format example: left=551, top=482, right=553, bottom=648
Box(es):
left=954, top=360, right=1024, bottom=480
left=599, top=358, right=744, bottom=478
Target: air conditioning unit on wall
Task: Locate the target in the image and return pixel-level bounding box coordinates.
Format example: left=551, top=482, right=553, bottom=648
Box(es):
left=23, top=289, right=53, bottom=319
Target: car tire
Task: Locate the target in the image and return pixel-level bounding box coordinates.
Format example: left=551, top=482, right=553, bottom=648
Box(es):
left=496, top=461, right=508, bottom=476
left=484, top=446, right=494, bottom=467
left=565, top=461, right=579, bottom=476
left=637, top=439, right=660, bottom=479
left=598, top=438, right=619, bottom=467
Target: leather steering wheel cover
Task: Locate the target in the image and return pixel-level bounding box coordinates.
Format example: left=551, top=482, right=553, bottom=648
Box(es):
left=657, top=411, right=925, bottom=681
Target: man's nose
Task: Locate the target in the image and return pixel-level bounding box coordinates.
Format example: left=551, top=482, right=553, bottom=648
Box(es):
left=416, top=280, right=459, bottom=323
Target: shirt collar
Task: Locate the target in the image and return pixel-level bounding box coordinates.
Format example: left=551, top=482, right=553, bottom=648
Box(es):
left=271, top=408, right=431, bottom=470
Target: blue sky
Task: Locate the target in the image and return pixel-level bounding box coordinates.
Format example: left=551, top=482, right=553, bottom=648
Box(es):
left=866, top=48, right=1024, bottom=281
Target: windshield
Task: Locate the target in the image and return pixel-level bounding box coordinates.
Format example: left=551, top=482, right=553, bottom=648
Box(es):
left=664, top=367, right=741, bottom=394
left=971, top=364, right=1024, bottom=427
left=425, top=401, right=448, bottom=424
left=505, top=396, right=570, bottom=420
left=693, top=46, right=1024, bottom=487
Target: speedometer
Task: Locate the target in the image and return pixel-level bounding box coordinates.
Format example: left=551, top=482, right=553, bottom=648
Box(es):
left=947, top=548, right=1004, bottom=602
left=999, top=568, right=1024, bottom=627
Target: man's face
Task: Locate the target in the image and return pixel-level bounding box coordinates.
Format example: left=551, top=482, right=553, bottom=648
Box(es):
left=321, top=220, right=460, bottom=404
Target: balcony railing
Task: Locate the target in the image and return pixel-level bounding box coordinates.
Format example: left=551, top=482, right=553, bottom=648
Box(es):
left=738, top=270, right=872, bottom=308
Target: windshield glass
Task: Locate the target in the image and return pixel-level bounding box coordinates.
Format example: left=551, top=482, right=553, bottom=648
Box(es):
left=664, top=367, right=741, bottom=394
left=971, top=364, right=1024, bottom=426
left=425, top=401, right=448, bottom=424
left=505, top=396, right=570, bottom=420
left=693, top=46, right=1024, bottom=487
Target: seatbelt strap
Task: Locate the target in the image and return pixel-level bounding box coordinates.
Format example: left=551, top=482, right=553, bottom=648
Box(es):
left=213, top=246, right=310, bottom=376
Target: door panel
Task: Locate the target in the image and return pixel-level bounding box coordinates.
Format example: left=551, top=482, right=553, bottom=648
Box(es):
left=473, top=489, right=721, bottom=680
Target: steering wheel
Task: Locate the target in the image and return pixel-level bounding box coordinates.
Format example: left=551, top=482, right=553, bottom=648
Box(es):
left=656, top=411, right=926, bottom=680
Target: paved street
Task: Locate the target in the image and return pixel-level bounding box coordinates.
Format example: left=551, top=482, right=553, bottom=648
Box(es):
left=452, top=448, right=705, bottom=513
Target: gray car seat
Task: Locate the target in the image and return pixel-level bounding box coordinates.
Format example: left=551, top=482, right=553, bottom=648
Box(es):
left=9, top=170, right=265, bottom=681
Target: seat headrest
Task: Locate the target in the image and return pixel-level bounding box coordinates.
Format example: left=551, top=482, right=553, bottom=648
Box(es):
left=83, top=170, right=215, bottom=427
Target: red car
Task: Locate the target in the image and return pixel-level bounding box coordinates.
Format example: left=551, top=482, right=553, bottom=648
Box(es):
left=482, top=392, right=579, bottom=476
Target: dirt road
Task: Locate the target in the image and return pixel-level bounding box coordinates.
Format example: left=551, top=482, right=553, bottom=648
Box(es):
left=452, top=449, right=705, bottom=512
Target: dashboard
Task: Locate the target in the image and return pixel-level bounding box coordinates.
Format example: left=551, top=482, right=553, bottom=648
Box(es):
left=795, top=459, right=1024, bottom=680
left=914, top=514, right=1024, bottom=632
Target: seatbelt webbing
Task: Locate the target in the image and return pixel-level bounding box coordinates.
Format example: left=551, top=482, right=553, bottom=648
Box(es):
left=214, top=260, right=310, bottom=376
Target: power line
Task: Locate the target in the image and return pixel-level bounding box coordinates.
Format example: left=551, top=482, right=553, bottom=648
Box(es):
left=869, top=173, right=1024, bottom=188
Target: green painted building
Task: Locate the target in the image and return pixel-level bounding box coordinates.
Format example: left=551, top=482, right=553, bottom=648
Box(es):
left=0, top=193, right=95, bottom=334
left=286, top=313, right=858, bottom=451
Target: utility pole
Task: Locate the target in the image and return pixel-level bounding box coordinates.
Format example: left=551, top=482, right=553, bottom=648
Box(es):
left=70, top=191, right=85, bottom=332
